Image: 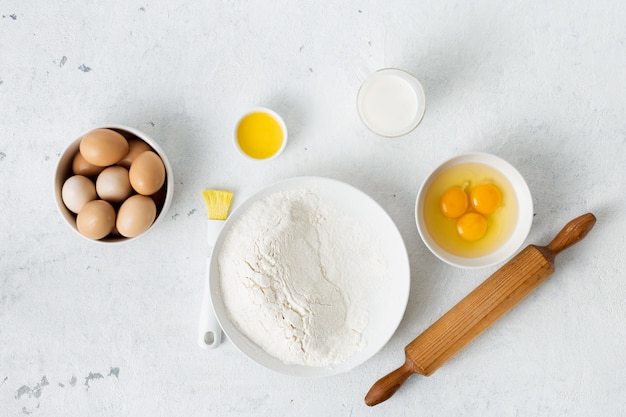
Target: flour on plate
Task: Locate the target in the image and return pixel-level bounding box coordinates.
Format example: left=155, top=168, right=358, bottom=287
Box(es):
left=218, top=188, right=387, bottom=367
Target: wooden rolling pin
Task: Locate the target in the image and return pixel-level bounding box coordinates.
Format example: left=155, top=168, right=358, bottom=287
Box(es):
left=365, top=213, right=596, bottom=407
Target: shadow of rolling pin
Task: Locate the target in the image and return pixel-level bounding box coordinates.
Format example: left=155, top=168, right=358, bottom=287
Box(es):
left=365, top=213, right=597, bottom=406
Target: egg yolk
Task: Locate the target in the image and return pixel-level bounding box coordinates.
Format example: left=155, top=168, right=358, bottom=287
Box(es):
left=236, top=112, right=284, bottom=159
left=456, top=212, right=488, bottom=241
left=470, top=183, right=502, bottom=214
left=439, top=186, right=468, bottom=218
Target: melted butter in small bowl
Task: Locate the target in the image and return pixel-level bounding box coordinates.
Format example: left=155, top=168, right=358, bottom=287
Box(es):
left=233, top=108, right=288, bottom=161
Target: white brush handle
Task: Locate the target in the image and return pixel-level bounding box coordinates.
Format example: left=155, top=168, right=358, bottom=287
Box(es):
left=198, top=220, right=225, bottom=349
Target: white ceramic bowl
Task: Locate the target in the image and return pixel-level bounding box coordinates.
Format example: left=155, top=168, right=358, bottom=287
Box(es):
left=233, top=107, right=288, bottom=161
left=54, top=125, right=174, bottom=244
left=209, top=177, right=411, bottom=377
left=415, top=152, right=533, bottom=269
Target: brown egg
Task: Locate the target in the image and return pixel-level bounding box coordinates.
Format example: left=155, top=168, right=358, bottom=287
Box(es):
left=95, top=166, right=133, bottom=203
left=129, top=151, right=166, bottom=195
left=72, top=152, right=105, bottom=177
left=116, top=195, right=157, bottom=238
left=80, top=128, right=129, bottom=167
left=118, top=138, right=152, bottom=168
left=76, top=200, right=116, bottom=240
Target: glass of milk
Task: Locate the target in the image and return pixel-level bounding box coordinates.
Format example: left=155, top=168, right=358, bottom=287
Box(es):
left=356, top=68, right=426, bottom=138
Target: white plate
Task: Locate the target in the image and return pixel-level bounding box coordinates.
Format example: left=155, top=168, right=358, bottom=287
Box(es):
left=209, top=176, right=411, bottom=377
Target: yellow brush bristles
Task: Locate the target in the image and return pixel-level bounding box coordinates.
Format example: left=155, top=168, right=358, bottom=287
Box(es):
left=201, top=190, right=233, bottom=220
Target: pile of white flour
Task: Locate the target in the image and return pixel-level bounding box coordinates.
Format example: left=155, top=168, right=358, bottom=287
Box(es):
left=218, top=188, right=387, bottom=367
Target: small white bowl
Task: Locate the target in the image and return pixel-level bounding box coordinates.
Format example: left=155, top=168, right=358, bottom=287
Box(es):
left=415, top=152, right=533, bottom=269
left=233, top=107, right=288, bottom=161
left=54, top=125, right=174, bottom=244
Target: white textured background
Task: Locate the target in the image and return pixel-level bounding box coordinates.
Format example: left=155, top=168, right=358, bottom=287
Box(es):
left=1, top=0, right=625, bottom=416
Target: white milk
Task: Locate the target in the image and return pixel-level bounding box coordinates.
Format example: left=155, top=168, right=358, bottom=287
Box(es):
left=357, top=69, right=425, bottom=137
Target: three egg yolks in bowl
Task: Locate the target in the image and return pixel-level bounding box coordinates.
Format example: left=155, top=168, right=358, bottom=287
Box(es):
left=423, top=162, right=519, bottom=258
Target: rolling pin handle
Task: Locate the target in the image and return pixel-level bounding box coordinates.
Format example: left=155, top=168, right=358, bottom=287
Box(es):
left=546, top=213, right=596, bottom=256
left=364, top=357, right=417, bottom=407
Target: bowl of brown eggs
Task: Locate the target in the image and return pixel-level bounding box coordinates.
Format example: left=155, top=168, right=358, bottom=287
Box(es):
left=54, top=125, right=174, bottom=243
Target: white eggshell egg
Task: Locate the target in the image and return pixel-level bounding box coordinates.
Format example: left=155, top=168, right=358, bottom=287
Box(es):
left=96, top=166, right=132, bottom=203
left=62, top=175, right=97, bottom=214
left=116, top=195, right=157, bottom=238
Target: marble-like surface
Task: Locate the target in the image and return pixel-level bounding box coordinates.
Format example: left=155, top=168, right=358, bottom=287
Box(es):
left=1, top=0, right=625, bottom=415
